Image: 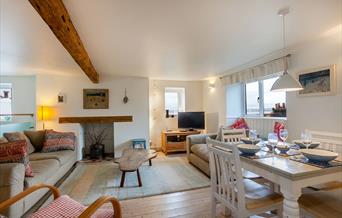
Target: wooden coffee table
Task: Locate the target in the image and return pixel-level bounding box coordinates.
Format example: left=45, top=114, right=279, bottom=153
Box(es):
left=116, top=149, right=157, bottom=187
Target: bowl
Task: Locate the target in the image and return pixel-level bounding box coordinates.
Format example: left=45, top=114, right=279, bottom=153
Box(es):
left=276, top=144, right=290, bottom=154
left=238, top=144, right=261, bottom=155
left=241, top=138, right=261, bottom=145
left=300, top=149, right=338, bottom=162
left=293, top=140, right=320, bottom=149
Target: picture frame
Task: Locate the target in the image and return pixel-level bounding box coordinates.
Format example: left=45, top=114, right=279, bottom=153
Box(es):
left=57, top=93, right=66, bottom=103
left=83, top=89, right=109, bottom=109
left=297, top=65, right=336, bottom=97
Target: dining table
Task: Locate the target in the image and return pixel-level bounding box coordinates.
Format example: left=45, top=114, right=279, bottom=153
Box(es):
left=239, top=145, right=342, bottom=218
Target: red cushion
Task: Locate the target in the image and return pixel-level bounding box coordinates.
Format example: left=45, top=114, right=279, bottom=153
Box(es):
left=42, top=130, right=76, bottom=153
left=230, top=118, right=249, bottom=130
left=30, top=195, right=114, bottom=218
left=0, top=140, right=33, bottom=177
left=274, top=122, right=285, bottom=141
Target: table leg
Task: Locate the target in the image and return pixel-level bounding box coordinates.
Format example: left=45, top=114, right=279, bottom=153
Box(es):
left=137, top=169, right=142, bottom=187
left=120, top=171, right=126, bottom=187
left=281, top=187, right=302, bottom=218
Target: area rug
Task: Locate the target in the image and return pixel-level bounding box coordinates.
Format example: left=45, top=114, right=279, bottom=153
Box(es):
left=58, top=155, right=210, bottom=205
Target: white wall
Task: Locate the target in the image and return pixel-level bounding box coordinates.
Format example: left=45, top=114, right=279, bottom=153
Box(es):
left=202, top=78, right=226, bottom=133
left=149, top=80, right=203, bottom=148
left=0, top=75, right=36, bottom=118
left=286, top=31, right=342, bottom=139
left=36, top=74, right=149, bottom=158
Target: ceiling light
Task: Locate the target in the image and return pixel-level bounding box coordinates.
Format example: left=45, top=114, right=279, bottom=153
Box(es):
left=271, top=8, right=303, bottom=92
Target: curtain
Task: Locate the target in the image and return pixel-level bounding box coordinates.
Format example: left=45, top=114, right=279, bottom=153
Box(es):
left=221, top=56, right=288, bottom=85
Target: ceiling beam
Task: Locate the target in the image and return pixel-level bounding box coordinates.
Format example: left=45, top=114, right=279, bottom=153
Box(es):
left=28, top=0, right=99, bottom=83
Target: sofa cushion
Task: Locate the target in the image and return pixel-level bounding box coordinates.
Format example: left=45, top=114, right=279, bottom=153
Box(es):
left=29, top=150, right=75, bottom=166
left=25, top=159, right=59, bottom=187
left=42, top=130, right=76, bottom=152
left=0, top=140, right=34, bottom=177
left=24, top=130, right=46, bottom=151
left=3, top=132, right=35, bottom=154
left=190, top=144, right=209, bottom=162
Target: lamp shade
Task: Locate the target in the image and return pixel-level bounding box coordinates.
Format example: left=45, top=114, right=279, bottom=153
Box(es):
left=37, top=106, right=55, bottom=121
left=271, top=72, right=303, bottom=92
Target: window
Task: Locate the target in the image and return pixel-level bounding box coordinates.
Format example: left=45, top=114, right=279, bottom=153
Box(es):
left=244, top=77, right=286, bottom=117
left=165, top=87, right=185, bottom=116
left=245, top=81, right=260, bottom=115
left=263, top=77, right=286, bottom=115
left=0, top=83, right=12, bottom=121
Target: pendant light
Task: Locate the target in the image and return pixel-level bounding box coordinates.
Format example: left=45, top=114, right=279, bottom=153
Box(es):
left=271, top=8, right=303, bottom=92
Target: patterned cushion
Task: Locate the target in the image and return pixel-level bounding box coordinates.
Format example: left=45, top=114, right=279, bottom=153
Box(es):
left=3, top=132, right=35, bottom=154
left=0, top=137, right=8, bottom=143
left=230, top=118, right=249, bottom=130
left=0, top=140, right=34, bottom=177
left=30, top=195, right=114, bottom=218
left=42, top=130, right=76, bottom=153
left=24, top=130, right=46, bottom=151
left=274, top=122, right=285, bottom=142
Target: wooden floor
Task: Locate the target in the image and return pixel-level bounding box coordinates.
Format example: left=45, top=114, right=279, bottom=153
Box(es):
left=119, top=187, right=228, bottom=218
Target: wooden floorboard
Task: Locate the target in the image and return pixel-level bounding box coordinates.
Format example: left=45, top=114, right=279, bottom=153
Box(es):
left=119, top=187, right=228, bottom=218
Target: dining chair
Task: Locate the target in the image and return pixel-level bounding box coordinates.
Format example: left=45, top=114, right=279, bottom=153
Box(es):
left=299, top=187, right=342, bottom=218
left=207, top=138, right=283, bottom=218
left=221, top=128, right=246, bottom=143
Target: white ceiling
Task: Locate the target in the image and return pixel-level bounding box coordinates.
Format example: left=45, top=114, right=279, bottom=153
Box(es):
left=0, top=0, right=341, bottom=81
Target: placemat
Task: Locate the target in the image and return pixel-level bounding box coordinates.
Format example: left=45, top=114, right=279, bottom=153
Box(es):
left=240, top=151, right=274, bottom=159
left=290, top=155, right=342, bottom=168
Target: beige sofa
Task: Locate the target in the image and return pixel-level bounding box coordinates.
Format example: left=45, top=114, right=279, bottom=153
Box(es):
left=186, top=133, right=217, bottom=176
left=0, top=131, right=77, bottom=218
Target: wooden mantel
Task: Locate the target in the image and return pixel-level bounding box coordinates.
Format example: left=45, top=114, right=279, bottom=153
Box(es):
left=59, top=116, right=133, bottom=124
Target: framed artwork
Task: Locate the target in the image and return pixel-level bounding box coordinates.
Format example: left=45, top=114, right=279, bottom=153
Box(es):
left=57, top=93, right=66, bottom=103
left=297, top=65, right=336, bottom=97
left=83, top=89, right=109, bottom=109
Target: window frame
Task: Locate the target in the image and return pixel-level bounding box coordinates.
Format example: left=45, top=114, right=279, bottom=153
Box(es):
left=243, top=77, right=285, bottom=118
left=164, top=87, right=185, bottom=116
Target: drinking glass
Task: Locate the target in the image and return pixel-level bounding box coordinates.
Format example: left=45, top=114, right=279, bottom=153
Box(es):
left=280, top=129, right=288, bottom=146
left=249, top=129, right=257, bottom=145
left=268, top=133, right=278, bottom=155
left=301, top=130, right=312, bottom=150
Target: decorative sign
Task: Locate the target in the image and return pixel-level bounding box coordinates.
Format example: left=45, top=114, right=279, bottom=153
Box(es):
left=83, top=89, right=109, bottom=109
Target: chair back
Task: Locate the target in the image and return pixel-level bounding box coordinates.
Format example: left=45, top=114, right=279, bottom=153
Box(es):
left=221, top=128, right=246, bottom=143
left=207, top=138, right=246, bottom=214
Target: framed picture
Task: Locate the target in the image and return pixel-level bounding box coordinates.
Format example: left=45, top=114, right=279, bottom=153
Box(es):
left=57, top=93, right=66, bottom=103
left=83, top=89, right=109, bottom=109
left=297, top=65, right=336, bottom=97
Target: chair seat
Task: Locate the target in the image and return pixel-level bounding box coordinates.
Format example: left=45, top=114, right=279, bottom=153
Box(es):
left=29, top=195, right=114, bottom=218
left=299, top=188, right=342, bottom=218
left=243, top=179, right=283, bottom=210
left=309, top=181, right=342, bottom=191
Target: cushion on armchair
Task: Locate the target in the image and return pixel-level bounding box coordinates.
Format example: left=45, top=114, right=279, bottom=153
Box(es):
left=230, top=118, right=249, bottom=130
left=42, top=130, right=76, bottom=152
left=30, top=195, right=113, bottom=218
left=0, top=140, right=33, bottom=177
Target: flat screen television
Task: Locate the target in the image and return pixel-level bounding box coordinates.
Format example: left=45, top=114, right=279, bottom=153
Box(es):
left=178, top=112, right=205, bottom=130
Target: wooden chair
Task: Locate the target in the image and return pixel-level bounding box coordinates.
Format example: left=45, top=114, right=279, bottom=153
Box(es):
left=221, top=128, right=246, bottom=143
left=299, top=188, right=342, bottom=218
left=207, top=138, right=283, bottom=218
left=0, top=184, right=122, bottom=218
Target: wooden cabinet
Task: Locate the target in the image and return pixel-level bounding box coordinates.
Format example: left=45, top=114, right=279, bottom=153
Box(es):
left=161, top=130, right=200, bottom=154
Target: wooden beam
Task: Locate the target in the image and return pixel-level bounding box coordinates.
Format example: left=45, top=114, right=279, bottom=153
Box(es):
left=28, top=0, right=99, bottom=83
left=59, top=116, right=133, bottom=124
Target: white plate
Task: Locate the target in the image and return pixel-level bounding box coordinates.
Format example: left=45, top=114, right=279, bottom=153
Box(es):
left=276, top=144, right=290, bottom=154
left=300, top=149, right=338, bottom=162
left=238, top=144, right=260, bottom=155
left=293, top=140, right=320, bottom=149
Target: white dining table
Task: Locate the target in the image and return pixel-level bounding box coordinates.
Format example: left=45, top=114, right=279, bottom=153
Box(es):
left=240, top=153, right=342, bottom=218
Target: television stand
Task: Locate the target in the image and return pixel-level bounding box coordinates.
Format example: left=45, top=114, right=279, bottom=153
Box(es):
left=161, top=130, right=201, bottom=155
